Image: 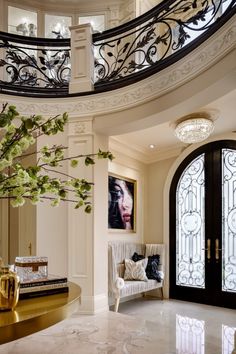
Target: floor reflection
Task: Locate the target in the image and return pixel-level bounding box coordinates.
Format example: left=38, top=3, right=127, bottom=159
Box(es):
left=222, top=325, right=236, bottom=354
left=176, top=315, right=205, bottom=354
left=176, top=315, right=236, bottom=354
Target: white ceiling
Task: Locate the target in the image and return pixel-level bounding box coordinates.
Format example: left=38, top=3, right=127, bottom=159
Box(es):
left=110, top=89, right=236, bottom=163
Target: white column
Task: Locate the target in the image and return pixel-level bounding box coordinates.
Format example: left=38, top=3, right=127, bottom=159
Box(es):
left=68, top=118, right=109, bottom=314
left=69, top=24, right=94, bottom=94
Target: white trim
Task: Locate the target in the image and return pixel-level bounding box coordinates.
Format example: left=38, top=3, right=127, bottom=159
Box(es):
left=110, top=137, right=185, bottom=164
left=78, top=294, right=109, bottom=314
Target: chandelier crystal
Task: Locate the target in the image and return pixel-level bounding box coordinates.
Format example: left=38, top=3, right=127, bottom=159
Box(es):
left=174, top=117, right=214, bottom=144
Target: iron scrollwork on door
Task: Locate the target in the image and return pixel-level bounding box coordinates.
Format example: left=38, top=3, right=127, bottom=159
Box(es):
left=222, top=148, right=236, bottom=292
left=176, top=154, right=205, bottom=288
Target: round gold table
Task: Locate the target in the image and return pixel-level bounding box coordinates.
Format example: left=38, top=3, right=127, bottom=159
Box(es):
left=0, top=282, right=81, bottom=345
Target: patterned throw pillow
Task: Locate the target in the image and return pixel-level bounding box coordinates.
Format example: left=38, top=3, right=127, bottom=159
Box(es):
left=124, top=258, right=148, bottom=281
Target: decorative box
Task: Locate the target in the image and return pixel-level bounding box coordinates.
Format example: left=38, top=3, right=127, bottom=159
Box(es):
left=15, top=256, right=48, bottom=282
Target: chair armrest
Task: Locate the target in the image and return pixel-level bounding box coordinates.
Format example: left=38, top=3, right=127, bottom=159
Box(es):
left=115, top=277, right=125, bottom=290
left=159, top=271, right=164, bottom=280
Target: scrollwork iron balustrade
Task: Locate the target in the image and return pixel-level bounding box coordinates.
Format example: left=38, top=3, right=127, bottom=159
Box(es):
left=93, top=0, right=235, bottom=88
left=0, top=33, right=70, bottom=96
left=0, top=0, right=235, bottom=97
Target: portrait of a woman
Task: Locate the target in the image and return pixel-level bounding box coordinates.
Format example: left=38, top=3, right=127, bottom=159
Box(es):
left=108, top=175, right=136, bottom=230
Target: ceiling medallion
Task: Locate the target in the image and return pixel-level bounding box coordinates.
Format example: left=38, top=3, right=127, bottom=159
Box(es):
left=174, top=112, right=215, bottom=144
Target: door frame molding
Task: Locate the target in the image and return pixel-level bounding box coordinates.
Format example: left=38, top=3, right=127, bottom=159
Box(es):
left=163, top=133, right=236, bottom=299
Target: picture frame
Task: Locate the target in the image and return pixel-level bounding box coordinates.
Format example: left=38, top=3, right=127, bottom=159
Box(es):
left=108, top=173, right=136, bottom=232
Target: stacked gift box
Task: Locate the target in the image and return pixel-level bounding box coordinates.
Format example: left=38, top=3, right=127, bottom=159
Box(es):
left=14, top=256, right=68, bottom=299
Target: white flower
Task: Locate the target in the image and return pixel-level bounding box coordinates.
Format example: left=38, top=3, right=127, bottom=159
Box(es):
left=0, top=158, right=10, bottom=171
left=10, top=196, right=25, bottom=207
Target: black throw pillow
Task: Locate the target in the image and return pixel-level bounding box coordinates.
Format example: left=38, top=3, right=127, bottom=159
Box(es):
left=132, top=252, right=145, bottom=262
left=145, top=254, right=161, bottom=282
left=131, top=252, right=161, bottom=282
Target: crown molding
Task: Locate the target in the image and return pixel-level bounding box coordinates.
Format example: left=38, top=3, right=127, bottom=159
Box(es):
left=109, top=137, right=184, bottom=164
left=0, top=15, right=235, bottom=119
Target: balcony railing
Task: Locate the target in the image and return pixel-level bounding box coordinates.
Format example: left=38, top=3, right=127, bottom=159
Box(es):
left=0, top=34, right=70, bottom=96
left=0, top=0, right=235, bottom=98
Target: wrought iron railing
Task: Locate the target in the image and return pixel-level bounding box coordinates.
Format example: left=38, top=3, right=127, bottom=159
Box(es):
left=0, top=0, right=235, bottom=97
left=93, top=0, right=235, bottom=90
left=0, top=32, right=70, bottom=96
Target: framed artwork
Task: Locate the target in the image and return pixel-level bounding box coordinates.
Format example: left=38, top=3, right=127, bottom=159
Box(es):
left=108, top=174, right=136, bottom=232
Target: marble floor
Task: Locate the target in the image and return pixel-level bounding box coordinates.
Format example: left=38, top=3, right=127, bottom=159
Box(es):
left=0, top=298, right=235, bottom=354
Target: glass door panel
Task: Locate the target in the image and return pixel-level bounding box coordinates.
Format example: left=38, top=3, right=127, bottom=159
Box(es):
left=222, top=148, right=236, bottom=293
left=176, top=154, right=205, bottom=288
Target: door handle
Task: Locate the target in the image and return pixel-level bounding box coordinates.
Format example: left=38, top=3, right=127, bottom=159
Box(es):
left=215, top=238, right=222, bottom=261
left=202, top=238, right=211, bottom=260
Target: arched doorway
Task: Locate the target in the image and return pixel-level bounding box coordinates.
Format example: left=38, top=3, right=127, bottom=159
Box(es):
left=170, top=140, right=236, bottom=309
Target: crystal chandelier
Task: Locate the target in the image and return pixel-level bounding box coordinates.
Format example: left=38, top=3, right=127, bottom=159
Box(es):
left=174, top=116, right=214, bottom=144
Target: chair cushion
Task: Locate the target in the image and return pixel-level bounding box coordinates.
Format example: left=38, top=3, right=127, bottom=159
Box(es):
left=120, top=279, right=162, bottom=298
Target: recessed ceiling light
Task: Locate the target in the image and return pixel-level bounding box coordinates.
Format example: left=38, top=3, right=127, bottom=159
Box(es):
left=149, top=144, right=155, bottom=149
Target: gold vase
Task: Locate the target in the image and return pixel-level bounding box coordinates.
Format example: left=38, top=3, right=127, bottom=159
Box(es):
left=0, top=266, right=20, bottom=311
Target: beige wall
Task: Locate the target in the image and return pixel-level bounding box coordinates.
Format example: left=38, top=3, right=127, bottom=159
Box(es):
left=36, top=127, right=68, bottom=277
left=145, top=156, right=175, bottom=244
left=136, top=0, right=161, bottom=17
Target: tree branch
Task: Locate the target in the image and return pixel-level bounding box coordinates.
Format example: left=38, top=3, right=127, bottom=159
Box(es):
left=41, top=166, right=78, bottom=180
left=16, top=145, right=67, bottom=161
left=39, top=152, right=101, bottom=168
left=0, top=195, right=91, bottom=204
left=1, top=103, right=8, bottom=114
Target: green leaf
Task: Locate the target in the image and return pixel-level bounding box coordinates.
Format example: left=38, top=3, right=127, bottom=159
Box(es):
left=70, top=159, right=78, bottom=168
left=85, top=157, right=95, bottom=166
left=25, top=119, right=34, bottom=130
left=85, top=205, right=92, bottom=213
left=0, top=114, right=10, bottom=127
left=59, top=189, right=67, bottom=198
left=75, top=200, right=84, bottom=209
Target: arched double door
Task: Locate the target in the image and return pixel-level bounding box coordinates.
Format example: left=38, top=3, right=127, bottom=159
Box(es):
left=170, top=140, right=236, bottom=309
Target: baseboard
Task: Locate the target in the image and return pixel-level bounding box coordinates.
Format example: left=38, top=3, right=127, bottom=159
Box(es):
left=78, top=293, right=109, bottom=314
left=108, top=293, right=142, bottom=307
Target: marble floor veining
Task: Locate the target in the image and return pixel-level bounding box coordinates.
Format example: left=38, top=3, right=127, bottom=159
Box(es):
left=0, top=298, right=235, bottom=354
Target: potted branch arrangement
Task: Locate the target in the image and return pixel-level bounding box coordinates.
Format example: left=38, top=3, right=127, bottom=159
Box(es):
left=0, top=103, right=113, bottom=310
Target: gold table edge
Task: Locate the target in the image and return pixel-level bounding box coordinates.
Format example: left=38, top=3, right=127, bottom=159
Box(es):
left=0, top=282, right=81, bottom=345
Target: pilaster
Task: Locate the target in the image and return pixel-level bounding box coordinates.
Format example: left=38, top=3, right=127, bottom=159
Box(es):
left=68, top=117, right=109, bottom=313
left=69, top=24, right=94, bottom=93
